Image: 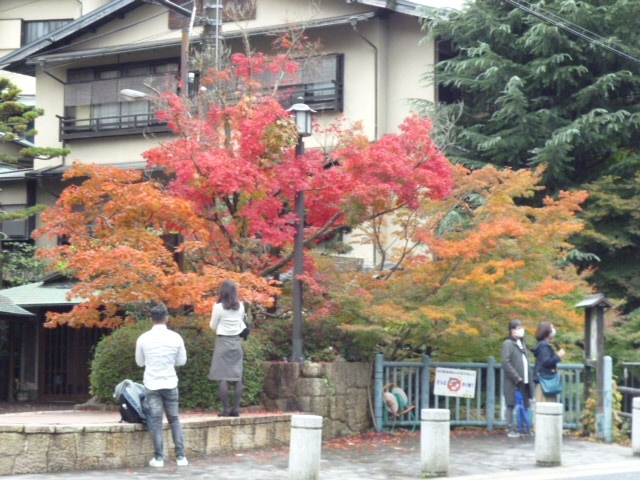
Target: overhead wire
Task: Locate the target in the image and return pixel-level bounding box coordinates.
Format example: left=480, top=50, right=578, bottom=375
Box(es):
left=503, top=0, right=640, bottom=65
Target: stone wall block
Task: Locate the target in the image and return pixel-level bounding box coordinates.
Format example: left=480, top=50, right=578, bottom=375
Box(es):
left=329, top=394, right=347, bottom=420
left=105, top=432, right=126, bottom=458
left=253, top=422, right=273, bottom=448
left=296, top=396, right=312, bottom=412
left=24, top=433, right=50, bottom=455
left=183, top=424, right=207, bottom=456
left=232, top=424, right=256, bottom=449
left=205, top=426, right=222, bottom=454
left=75, top=456, right=100, bottom=471
left=11, top=453, right=47, bottom=475
left=301, top=362, right=324, bottom=378
left=274, top=418, right=291, bottom=446
left=346, top=389, right=370, bottom=430
left=296, top=378, right=329, bottom=397
left=76, top=431, right=107, bottom=458
left=309, top=395, right=330, bottom=417
left=323, top=418, right=349, bottom=440
left=263, top=362, right=300, bottom=398
left=0, top=433, right=30, bottom=455
left=218, top=425, right=234, bottom=450
left=324, top=362, right=370, bottom=391
left=122, top=431, right=151, bottom=458
left=46, top=433, right=77, bottom=472
left=0, top=455, right=15, bottom=475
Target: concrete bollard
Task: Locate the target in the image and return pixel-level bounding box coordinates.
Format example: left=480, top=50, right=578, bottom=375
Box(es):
left=633, top=397, right=640, bottom=455
left=288, top=414, right=323, bottom=480
left=535, top=402, right=563, bottom=466
left=421, top=408, right=450, bottom=476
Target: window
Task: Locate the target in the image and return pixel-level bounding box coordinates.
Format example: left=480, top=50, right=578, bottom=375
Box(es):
left=61, top=61, right=179, bottom=139
left=257, top=54, right=344, bottom=112
left=22, top=20, right=72, bottom=46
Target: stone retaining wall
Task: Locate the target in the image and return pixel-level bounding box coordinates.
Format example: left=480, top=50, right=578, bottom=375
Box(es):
left=262, top=361, right=372, bottom=438
left=0, top=414, right=292, bottom=475
left=0, top=361, right=372, bottom=475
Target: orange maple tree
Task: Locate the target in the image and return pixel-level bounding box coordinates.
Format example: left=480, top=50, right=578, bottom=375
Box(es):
left=316, top=165, right=592, bottom=360
left=33, top=51, right=453, bottom=329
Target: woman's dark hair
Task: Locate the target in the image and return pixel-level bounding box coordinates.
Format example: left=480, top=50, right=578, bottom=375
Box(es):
left=507, top=318, right=523, bottom=333
left=535, top=321, right=553, bottom=341
left=218, top=279, right=240, bottom=310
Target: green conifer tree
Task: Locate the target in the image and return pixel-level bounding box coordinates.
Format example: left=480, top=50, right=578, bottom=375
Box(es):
left=415, top=0, right=640, bottom=312
left=0, top=77, right=69, bottom=164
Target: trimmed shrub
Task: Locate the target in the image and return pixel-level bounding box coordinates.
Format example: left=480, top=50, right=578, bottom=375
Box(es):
left=90, top=321, right=266, bottom=409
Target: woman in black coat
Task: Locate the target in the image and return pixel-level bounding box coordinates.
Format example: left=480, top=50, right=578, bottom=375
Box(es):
left=532, top=321, right=565, bottom=402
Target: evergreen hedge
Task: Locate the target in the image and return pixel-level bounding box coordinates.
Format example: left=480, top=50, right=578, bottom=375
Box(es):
left=90, top=320, right=266, bottom=409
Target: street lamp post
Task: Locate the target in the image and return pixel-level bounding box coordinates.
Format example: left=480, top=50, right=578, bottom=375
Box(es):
left=287, top=99, right=315, bottom=363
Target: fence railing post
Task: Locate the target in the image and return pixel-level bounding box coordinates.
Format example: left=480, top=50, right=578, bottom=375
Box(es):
left=374, top=353, right=383, bottom=433
left=421, top=355, right=430, bottom=411
left=487, top=356, right=496, bottom=431
left=603, top=355, right=613, bottom=443
left=633, top=397, right=640, bottom=455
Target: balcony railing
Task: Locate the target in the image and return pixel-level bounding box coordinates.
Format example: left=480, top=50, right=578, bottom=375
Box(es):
left=60, top=81, right=342, bottom=141
left=59, top=113, right=171, bottom=140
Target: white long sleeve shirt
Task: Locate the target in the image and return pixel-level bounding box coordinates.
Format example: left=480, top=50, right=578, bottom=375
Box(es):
left=210, top=302, right=245, bottom=335
left=135, top=324, right=187, bottom=391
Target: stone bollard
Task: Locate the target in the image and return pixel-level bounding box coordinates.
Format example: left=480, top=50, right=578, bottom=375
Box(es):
left=288, top=414, right=323, bottom=480
left=633, top=397, right=640, bottom=455
left=535, top=402, right=563, bottom=466
left=421, top=408, right=450, bottom=476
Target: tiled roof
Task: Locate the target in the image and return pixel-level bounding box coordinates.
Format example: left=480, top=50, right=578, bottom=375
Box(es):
left=0, top=294, right=35, bottom=316
left=0, top=280, right=82, bottom=308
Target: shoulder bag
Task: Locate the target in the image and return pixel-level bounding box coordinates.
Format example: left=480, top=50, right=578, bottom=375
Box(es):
left=539, top=371, right=562, bottom=395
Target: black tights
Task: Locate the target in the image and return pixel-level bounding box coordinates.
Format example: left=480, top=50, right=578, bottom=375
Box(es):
left=219, top=380, right=243, bottom=415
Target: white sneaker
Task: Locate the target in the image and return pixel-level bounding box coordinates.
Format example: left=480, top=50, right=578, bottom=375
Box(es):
left=507, top=431, right=520, bottom=438
left=176, top=456, right=189, bottom=466
left=149, top=457, right=164, bottom=468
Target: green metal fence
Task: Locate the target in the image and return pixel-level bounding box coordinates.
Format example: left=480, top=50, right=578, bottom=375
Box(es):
left=374, top=354, right=585, bottom=432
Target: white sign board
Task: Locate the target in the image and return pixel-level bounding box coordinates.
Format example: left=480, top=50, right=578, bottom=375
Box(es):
left=434, top=367, right=477, bottom=398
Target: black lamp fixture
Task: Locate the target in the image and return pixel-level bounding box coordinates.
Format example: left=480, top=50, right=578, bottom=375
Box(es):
left=287, top=98, right=315, bottom=138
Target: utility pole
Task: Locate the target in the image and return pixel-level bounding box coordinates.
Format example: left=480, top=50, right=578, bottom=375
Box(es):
left=202, top=1, right=222, bottom=72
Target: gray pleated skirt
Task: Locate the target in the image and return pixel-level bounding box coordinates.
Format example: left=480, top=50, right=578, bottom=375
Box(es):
left=208, top=335, right=244, bottom=381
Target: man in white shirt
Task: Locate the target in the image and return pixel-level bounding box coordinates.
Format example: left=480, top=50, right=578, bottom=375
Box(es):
left=135, top=304, right=188, bottom=467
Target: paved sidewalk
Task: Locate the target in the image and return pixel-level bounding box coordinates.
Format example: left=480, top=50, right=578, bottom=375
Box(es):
left=2, top=410, right=639, bottom=479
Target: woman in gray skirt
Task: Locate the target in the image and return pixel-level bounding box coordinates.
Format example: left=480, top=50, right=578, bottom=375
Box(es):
left=208, top=279, right=247, bottom=417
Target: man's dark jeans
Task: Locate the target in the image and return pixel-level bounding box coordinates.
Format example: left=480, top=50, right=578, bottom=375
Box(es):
left=146, top=387, right=185, bottom=459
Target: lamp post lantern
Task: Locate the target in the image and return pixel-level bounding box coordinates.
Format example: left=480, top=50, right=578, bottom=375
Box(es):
left=287, top=99, right=315, bottom=362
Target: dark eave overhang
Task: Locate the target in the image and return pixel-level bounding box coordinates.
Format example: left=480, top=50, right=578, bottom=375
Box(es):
left=0, top=0, right=141, bottom=75
left=25, top=12, right=380, bottom=67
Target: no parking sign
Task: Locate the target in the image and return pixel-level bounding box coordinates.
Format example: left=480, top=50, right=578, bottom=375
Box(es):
left=434, top=367, right=477, bottom=398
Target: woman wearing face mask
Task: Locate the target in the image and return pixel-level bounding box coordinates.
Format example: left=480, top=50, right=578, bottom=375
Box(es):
left=532, top=321, right=566, bottom=402
left=501, top=318, right=533, bottom=438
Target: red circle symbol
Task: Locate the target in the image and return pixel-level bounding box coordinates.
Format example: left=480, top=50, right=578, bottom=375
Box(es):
left=447, top=377, right=462, bottom=392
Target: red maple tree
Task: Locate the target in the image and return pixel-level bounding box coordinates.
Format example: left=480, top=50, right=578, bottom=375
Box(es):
left=34, top=52, right=453, bottom=328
